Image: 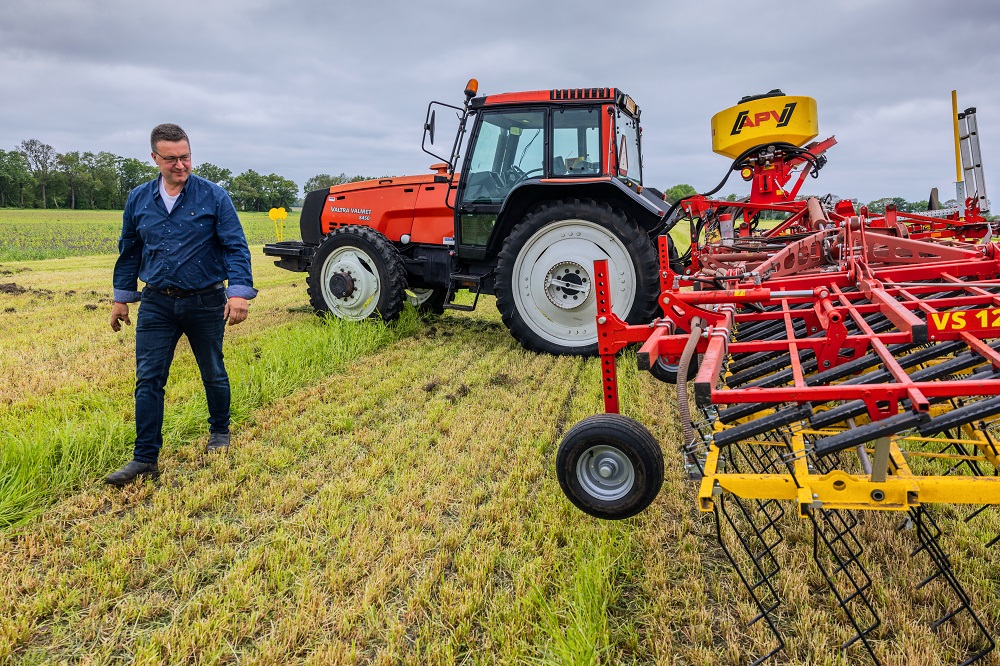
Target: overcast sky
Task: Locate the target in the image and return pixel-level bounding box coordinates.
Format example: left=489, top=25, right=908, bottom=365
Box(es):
left=2, top=0, right=998, bottom=205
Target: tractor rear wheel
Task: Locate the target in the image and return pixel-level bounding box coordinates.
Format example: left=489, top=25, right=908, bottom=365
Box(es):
left=495, top=199, right=659, bottom=355
left=556, top=414, right=663, bottom=520
left=307, top=226, right=407, bottom=321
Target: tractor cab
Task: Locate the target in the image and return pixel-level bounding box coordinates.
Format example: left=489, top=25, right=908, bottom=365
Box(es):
left=422, top=83, right=647, bottom=262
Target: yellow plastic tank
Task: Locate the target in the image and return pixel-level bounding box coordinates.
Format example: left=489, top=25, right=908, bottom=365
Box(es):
left=711, top=95, right=818, bottom=159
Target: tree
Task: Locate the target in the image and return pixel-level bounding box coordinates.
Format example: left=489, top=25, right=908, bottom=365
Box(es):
left=19, top=139, right=57, bottom=208
left=57, top=151, right=92, bottom=209
left=194, top=163, right=233, bottom=189
left=84, top=152, right=120, bottom=209
left=664, top=183, right=698, bottom=204
left=230, top=170, right=298, bottom=211
left=0, top=149, right=32, bottom=207
left=304, top=172, right=369, bottom=194
left=262, top=173, right=298, bottom=210
left=115, top=157, right=158, bottom=208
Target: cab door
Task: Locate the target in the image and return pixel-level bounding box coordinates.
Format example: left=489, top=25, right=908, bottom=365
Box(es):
left=455, top=108, right=546, bottom=260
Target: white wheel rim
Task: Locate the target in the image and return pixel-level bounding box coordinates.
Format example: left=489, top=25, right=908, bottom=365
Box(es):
left=577, top=445, right=635, bottom=501
left=320, top=245, right=381, bottom=319
left=511, top=219, right=637, bottom=348
left=406, top=287, right=436, bottom=307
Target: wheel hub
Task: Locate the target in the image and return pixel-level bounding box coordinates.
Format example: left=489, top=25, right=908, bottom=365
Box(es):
left=543, top=260, right=591, bottom=309
left=577, top=445, right=634, bottom=501
left=328, top=271, right=357, bottom=299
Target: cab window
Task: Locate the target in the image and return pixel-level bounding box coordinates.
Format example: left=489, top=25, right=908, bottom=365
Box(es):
left=552, top=107, right=601, bottom=176
left=615, top=110, right=642, bottom=185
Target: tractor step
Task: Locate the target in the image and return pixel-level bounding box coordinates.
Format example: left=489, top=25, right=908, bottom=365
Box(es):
left=442, top=272, right=490, bottom=312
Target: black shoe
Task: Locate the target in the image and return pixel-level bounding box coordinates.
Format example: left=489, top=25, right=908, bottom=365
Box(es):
left=104, top=460, right=160, bottom=487
left=206, top=431, right=230, bottom=453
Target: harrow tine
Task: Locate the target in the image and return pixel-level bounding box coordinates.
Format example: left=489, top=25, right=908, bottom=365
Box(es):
left=810, top=508, right=882, bottom=664
left=714, top=496, right=785, bottom=665
left=909, top=507, right=996, bottom=664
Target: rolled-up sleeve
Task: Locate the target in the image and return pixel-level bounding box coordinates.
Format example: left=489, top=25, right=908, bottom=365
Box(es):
left=216, top=192, right=258, bottom=300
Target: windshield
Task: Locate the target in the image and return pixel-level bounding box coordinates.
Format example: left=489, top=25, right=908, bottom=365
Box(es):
left=615, top=109, right=641, bottom=185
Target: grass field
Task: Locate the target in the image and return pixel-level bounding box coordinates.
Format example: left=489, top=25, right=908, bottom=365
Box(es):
left=0, top=210, right=998, bottom=665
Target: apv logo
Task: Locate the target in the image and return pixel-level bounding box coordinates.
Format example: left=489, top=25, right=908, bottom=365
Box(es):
left=730, top=102, right=797, bottom=135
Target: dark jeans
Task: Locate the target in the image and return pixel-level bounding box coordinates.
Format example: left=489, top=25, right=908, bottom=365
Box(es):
left=133, top=288, right=230, bottom=463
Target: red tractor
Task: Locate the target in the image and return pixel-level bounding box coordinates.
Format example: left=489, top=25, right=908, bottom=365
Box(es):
left=263, top=80, right=681, bottom=355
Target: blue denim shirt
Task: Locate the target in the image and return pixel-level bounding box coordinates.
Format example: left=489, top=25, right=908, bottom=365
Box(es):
left=113, top=174, right=258, bottom=302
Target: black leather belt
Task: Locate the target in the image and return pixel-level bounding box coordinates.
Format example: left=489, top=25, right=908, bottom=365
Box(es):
left=150, top=282, right=224, bottom=298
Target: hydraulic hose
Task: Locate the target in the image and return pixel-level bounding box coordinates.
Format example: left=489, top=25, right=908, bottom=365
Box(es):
left=656, top=142, right=822, bottom=236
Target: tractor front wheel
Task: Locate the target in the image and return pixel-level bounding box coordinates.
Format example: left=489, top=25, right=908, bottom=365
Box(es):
left=307, top=226, right=407, bottom=321
left=495, top=198, right=659, bottom=356
left=556, top=414, right=663, bottom=520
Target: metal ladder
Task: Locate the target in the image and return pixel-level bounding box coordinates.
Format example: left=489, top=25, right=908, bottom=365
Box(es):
left=958, top=107, right=990, bottom=213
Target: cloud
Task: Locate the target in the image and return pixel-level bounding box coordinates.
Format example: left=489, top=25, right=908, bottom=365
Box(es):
left=1, top=0, right=997, bottom=203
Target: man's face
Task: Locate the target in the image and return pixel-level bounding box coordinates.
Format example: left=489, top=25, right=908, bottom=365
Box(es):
left=152, top=139, right=192, bottom=189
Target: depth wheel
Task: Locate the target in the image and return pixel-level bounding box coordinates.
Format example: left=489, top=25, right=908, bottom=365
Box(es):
left=556, top=414, right=663, bottom=520
left=647, top=334, right=700, bottom=384
left=648, top=355, right=699, bottom=384
left=307, top=226, right=407, bottom=321
left=495, top=198, right=659, bottom=356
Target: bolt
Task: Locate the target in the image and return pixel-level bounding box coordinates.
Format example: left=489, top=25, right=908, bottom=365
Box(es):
left=812, top=493, right=819, bottom=499
left=598, top=316, right=607, bottom=324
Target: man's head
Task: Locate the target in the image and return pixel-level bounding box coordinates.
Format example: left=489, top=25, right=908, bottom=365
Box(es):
left=150, top=123, right=192, bottom=190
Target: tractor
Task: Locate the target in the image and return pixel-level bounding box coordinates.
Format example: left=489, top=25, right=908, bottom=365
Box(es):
left=263, top=79, right=681, bottom=355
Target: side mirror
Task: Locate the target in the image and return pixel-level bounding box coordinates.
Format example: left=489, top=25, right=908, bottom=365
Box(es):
left=424, top=109, right=436, bottom=145
left=422, top=101, right=462, bottom=166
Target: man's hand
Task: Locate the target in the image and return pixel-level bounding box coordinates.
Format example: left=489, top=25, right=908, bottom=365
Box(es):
left=110, top=302, right=131, bottom=332
left=224, top=297, right=249, bottom=326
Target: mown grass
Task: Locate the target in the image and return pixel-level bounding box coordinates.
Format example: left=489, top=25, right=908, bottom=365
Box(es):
left=0, top=209, right=299, bottom=261
left=0, top=213, right=998, bottom=664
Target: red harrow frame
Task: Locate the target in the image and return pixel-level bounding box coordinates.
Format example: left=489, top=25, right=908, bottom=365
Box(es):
left=556, top=141, right=999, bottom=663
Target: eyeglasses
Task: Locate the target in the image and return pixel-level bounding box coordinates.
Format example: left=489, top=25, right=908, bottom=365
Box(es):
left=154, top=152, right=192, bottom=165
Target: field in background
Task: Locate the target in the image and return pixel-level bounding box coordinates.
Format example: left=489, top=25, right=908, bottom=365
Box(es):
left=0, top=209, right=301, bottom=261
left=0, top=210, right=998, bottom=664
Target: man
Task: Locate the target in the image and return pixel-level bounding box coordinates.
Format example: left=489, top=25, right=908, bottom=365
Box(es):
left=106, top=123, right=257, bottom=486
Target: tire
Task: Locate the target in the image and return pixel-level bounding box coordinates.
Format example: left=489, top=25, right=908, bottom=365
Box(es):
left=648, top=354, right=700, bottom=384
left=647, top=333, right=700, bottom=384
left=406, top=287, right=446, bottom=315
left=556, top=414, right=663, bottom=520
left=495, top=198, right=659, bottom=356
left=306, top=226, right=407, bottom=321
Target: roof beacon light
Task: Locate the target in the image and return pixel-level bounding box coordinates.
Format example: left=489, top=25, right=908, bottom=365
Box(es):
left=465, top=79, right=479, bottom=99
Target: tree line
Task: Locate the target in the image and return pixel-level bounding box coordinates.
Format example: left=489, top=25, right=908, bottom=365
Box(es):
left=0, top=139, right=300, bottom=213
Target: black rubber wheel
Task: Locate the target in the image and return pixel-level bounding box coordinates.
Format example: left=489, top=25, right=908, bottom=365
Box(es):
left=647, top=333, right=700, bottom=384
left=495, top=198, right=659, bottom=356
left=306, top=226, right=407, bottom=321
left=556, top=414, right=663, bottom=520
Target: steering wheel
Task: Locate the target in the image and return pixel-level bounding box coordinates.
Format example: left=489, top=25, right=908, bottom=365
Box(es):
left=506, top=166, right=544, bottom=186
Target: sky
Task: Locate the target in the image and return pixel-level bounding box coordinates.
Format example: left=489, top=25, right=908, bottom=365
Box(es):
left=2, top=0, right=998, bottom=205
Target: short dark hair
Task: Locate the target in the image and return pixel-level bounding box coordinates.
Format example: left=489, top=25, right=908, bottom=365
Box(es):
left=150, top=124, right=189, bottom=152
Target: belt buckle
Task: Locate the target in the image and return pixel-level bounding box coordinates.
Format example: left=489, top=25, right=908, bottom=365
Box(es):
left=163, top=287, right=183, bottom=298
